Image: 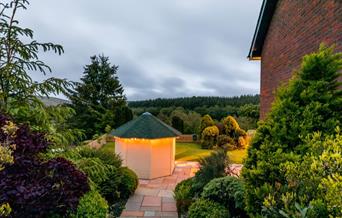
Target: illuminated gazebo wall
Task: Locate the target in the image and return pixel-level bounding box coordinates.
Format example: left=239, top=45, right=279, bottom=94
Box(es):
left=115, top=137, right=175, bottom=179
left=111, top=112, right=181, bottom=179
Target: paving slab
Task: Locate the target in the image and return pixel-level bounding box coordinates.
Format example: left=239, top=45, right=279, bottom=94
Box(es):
left=121, top=161, right=199, bottom=217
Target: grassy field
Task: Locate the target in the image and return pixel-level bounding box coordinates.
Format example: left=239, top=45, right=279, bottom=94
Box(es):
left=99, top=142, right=247, bottom=164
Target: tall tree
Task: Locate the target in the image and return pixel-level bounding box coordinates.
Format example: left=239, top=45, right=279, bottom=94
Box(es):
left=0, top=0, right=82, bottom=146
left=0, top=0, right=72, bottom=110
left=69, top=55, right=132, bottom=138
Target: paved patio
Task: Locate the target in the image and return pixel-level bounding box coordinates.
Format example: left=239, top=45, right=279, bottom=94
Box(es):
left=120, top=161, right=200, bottom=218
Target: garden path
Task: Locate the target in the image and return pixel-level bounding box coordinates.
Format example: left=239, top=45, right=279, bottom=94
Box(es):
left=119, top=161, right=200, bottom=218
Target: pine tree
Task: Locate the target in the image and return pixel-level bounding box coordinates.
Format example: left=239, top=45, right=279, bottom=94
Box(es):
left=69, top=55, right=132, bottom=138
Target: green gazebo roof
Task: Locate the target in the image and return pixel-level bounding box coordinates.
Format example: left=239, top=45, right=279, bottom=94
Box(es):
left=110, top=112, right=181, bottom=139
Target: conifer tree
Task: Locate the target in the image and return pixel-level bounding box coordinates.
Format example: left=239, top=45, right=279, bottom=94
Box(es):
left=69, top=55, right=132, bottom=138
left=242, top=45, right=342, bottom=216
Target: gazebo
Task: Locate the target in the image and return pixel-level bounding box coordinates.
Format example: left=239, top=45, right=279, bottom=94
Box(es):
left=111, top=112, right=181, bottom=179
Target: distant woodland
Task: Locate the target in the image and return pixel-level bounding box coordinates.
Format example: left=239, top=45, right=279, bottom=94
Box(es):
left=129, top=95, right=260, bottom=133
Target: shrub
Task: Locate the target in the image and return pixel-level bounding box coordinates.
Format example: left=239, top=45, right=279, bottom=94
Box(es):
left=76, top=157, right=116, bottom=187
left=242, top=45, right=342, bottom=216
left=201, top=176, right=247, bottom=217
left=64, top=146, right=121, bottom=168
left=217, top=135, right=234, bottom=148
left=200, top=114, right=215, bottom=133
left=192, top=149, right=227, bottom=194
left=0, top=114, right=90, bottom=217
left=71, top=190, right=108, bottom=218
left=188, top=198, right=229, bottom=218
left=47, top=145, right=134, bottom=216
left=118, top=167, right=139, bottom=199
left=0, top=203, right=11, bottom=217
left=221, top=116, right=248, bottom=149
left=174, top=178, right=195, bottom=217
left=222, top=115, right=240, bottom=135
left=201, top=125, right=219, bottom=149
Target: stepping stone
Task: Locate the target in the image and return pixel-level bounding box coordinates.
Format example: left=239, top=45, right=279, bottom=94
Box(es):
left=136, top=187, right=160, bottom=196
left=140, top=206, right=161, bottom=211
left=125, top=202, right=141, bottom=210
left=144, top=211, right=156, bottom=216
left=142, top=196, right=161, bottom=207
left=120, top=210, right=144, bottom=217
left=158, top=190, right=174, bottom=198
left=162, top=197, right=176, bottom=203
left=162, top=202, right=177, bottom=212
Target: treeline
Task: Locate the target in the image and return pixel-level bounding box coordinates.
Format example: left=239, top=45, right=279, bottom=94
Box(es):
left=132, top=103, right=260, bottom=133
left=129, top=95, right=259, bottom=109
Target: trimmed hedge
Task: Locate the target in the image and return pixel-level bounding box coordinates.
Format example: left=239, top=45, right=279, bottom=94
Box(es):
left=201, top=176, right=247, bottom=217
left=118, top=167, right=139, bottom=199
left=174, top=178, right=195, bottom=217
left=188, top=198, right=229, bottom=218
left=72, top=190, right=108, bottom=218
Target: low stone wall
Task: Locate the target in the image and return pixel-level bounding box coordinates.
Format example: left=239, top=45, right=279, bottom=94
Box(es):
left=86, top=134, right=108, bottom=149
left=176, top=134, right=196, bottom=143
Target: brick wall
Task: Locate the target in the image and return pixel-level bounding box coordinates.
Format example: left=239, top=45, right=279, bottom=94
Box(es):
left=260, top=0, right=342, bottom=119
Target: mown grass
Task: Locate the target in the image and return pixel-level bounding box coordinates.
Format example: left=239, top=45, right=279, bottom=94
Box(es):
left=100, top=141, right=247, bottom=164
left=100, top=141, right=115, bottom=153
left=175, top=142, right=212, bottom=161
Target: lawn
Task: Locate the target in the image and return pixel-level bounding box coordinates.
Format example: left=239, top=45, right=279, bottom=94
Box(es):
left=100, top=142, right=247, bottom=164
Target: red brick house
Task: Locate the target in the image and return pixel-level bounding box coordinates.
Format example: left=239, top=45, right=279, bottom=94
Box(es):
left=248, top=0, right=342, bottom=119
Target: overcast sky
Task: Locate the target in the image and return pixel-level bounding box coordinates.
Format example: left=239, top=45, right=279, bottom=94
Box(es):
left=18, top=0, right=262, bottom=101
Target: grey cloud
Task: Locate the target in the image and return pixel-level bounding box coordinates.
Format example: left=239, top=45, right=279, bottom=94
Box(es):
left=17, top=0, right=262, bottom=100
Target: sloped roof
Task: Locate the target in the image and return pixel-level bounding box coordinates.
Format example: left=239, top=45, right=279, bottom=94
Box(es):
left=110, top=112, right=181, bottom=139
left=248, top=0, right=278, bottom=60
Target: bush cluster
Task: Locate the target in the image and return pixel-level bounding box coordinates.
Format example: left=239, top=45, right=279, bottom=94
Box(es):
left=0, top=114, right=90, bottom=217
left=201, top=176, right=247, bottom=217
left=174, top=149, right=246, bottom=217
left=174, top=178, right=195, bottom=217
left=242, top=45, right=342, bottom=216
left=200, top=114, right=248, bottom=150
left=71, top=190, right=108, bottom=218
left=49, top=146, right=138, bottom=217
left=188, top=198, right=229, bottom=218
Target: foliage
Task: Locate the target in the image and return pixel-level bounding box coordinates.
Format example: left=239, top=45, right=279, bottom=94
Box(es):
left=131, top=96, right=260, bottom=133
left=201, top=176, right=247, bottom=217
left=118, top=167, right=139, bottom=200
left=0, top=121, right=16, bottom=171
left=9, top=103, right=84, bottom=146
left=174, top=178, right=195, bottom=217
left=0, top=0, right=82, bottom=147
left=192, top=149, right=227, bottom=194
left=242, top=45, right=342, bottom=216
left=222, top=115, right=240, bottom=135
left=129, top=95, right=260, bottom=109
left=69, top=55, right=132, bottom=139
left=99, top=166, right=123, bottom=205
left=201, top=125, right=219, bottom=149
left=0, top=114, right=90, bottom=217
left=261, top=131, right=342, bottom=218
left=0, top=203, right=11, bottom=217
left=238, top=104, right=260, bottom=120
left=236, top=116, right=258, bottom=131
left=217, top=134, right=235, bottom=151
left=47, top=145, right=137, bottom=216
left=171, top=115, right=184, bottom=133
left=221, top=115, right=247, bottom=149
left=200, top=114, right=215, bottom=133
left=0, top=0, right=72, bottom=110
left=50, top=146, right=122, bottom=189
left=188, top=198, right=229, bottom=218
left=71, top=190, right=108, bottom=218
